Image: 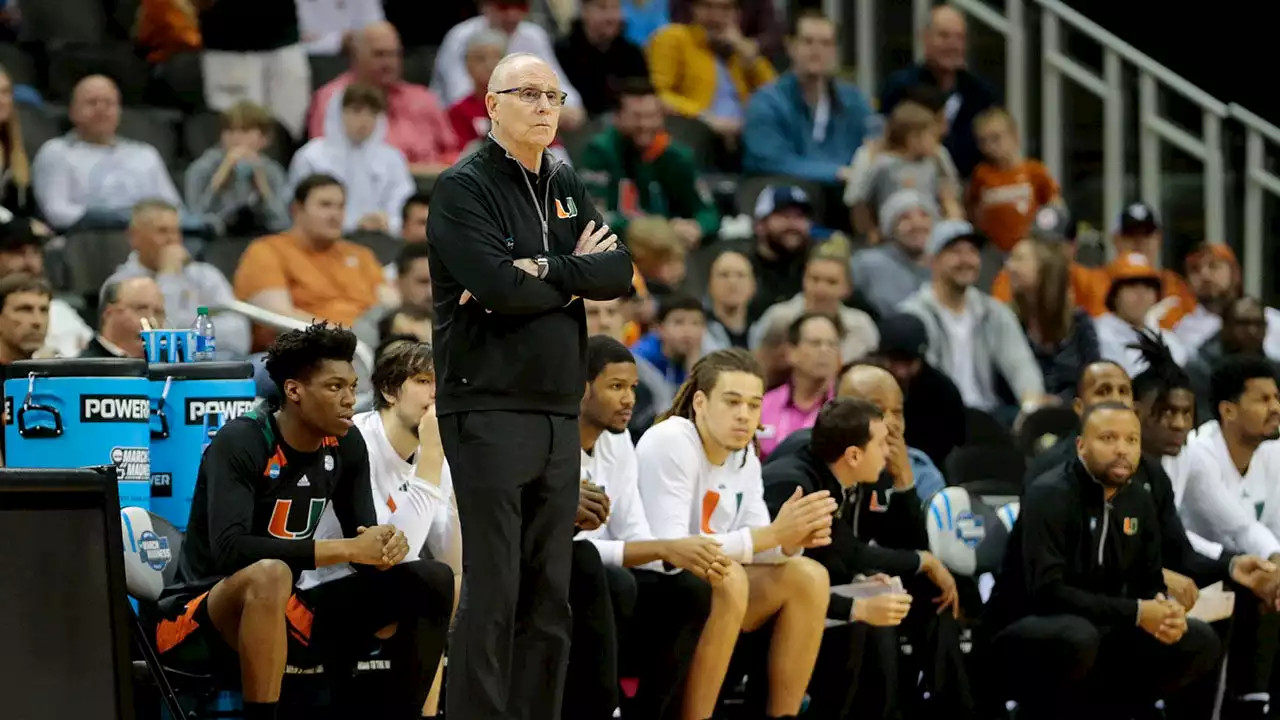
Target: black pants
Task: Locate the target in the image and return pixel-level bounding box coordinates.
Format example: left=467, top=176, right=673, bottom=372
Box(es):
left=807, top=622, right=897, bottom=720
left=623, top=568, right=713, bottom=720
left=989, top=614, right=1222, bottom=719
left=441, top=411, right=580, bottom=720
left=564, top=541, right=714, bottom=720
left=303, top=560, right=454, bottom=720
left=565, top=541, right=636, bottom=720
left=895, top=575, right=974, bottom=718
left=1227, top=586, right=1280, bottom=701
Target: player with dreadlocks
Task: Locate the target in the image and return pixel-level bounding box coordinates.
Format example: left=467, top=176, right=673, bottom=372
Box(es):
left=635, top=348, right=837, bottom=720
left=153, top=323, right=454, bottom=720
left=1128, top=330, right=1280, bottom=720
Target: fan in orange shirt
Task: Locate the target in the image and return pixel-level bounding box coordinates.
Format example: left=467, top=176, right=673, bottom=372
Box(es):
left=967, top=108, right=1061, bottom=253
left=991, top=205, right=1109, bottom=315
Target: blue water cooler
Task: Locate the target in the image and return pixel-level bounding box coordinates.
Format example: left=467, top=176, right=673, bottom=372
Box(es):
left=148, top=362, right=256, bottom=530
left=4, top=359, right=152, bottom=508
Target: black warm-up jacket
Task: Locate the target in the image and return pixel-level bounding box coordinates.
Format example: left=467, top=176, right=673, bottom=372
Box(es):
left=1026, top=433, right=1235, bottom=587
left=427, top=137, right=635, bottom=418
left=762, top=438, right=929, bottom=621
left=986, top=457, right=1167, bottom=631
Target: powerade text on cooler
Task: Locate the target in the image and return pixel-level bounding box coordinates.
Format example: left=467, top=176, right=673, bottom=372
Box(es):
left=148, top=362, right=256, bottom=530
left=3, top=359, right=152, bottom=509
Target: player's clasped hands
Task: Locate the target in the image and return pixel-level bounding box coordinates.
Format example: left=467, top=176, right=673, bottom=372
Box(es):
left=354, top=524, right=410, bottom=570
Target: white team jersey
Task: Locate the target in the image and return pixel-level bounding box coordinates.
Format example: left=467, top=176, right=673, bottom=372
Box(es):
left=1161, top=446, right=1224, bottom=559
left=574, top=429, right=658, bottom=569
left=298, top=411, right=460, bottom=590
left=1179, top=421, right=1280, bottom=559
left=636, top=416, right=784, bottom=564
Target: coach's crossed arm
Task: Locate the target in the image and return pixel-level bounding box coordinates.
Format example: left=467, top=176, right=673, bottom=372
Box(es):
left=428, top=173, right=573, bottom=315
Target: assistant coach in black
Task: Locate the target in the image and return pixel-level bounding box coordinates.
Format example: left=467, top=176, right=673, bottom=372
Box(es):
left=427, top=52, right=635, bottom=720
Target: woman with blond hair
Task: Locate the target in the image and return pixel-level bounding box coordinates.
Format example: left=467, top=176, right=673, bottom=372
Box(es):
left=0, top=65, right=34, bottom=219
left=1004, top=236, right=1100, bottom=401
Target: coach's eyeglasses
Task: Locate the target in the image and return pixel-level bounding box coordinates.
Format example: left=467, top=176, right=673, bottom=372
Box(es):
left=494, top=87, right=569, bottom=107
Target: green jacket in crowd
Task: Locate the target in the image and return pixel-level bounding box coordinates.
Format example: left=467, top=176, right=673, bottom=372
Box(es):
left=577, top=126, right=721, bottom=241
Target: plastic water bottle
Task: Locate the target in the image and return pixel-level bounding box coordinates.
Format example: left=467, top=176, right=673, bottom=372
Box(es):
left=191, top=307, right=217, bottom=361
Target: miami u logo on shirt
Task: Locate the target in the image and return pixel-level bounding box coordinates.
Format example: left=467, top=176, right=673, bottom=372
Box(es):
left=267, top=498, right=328, bottom=540
left=555, top=197, right=579, bottom=219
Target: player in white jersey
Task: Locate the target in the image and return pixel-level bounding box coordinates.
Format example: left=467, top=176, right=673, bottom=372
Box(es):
left=564, top=336, right=736, bottom=720
left=299, top=339, right=461, bottom=717
left=1140, top=348, right=1280, bottom=719
left=637, top=348, right=837, bottom=720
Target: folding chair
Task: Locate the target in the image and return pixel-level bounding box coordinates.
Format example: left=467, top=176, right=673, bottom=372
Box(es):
left=120, top=506, right=235, bottom=719
left=347, top=230, right=402, bottom=266
left=1016, top=406, right=1080, bottom=458
left=944, top=444, right=1025, bottom=500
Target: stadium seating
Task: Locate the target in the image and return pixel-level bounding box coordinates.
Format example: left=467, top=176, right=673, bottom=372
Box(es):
left=121, top=507, right=236, bottom=719
left=1015, top=406, right=1079, bottom=458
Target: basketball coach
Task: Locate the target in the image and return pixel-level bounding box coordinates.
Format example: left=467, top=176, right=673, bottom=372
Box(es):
left=426, top=53, right=634, bottom=720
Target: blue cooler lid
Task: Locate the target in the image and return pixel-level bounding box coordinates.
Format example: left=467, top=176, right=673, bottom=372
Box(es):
left=5, top=358, right=149, bottom=379
left=148, top=362, right=254, bottom=381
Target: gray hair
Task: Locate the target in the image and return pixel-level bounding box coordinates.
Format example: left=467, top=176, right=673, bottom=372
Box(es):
left=466, top=28, right=508, bottom=57
left=130, top=197, right=179, bottom=227
left=99, top=280, right=123, bottom=315
left=486, top=52, right=547, bottom=93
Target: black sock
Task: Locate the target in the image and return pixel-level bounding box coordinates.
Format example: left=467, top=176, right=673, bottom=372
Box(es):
left=243, top=701, right=277, bottom=720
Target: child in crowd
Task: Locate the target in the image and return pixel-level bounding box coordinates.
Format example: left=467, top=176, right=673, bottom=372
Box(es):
left=627, top=215, right=688, bottom=298
left=966, top=107, right=1061, bottom=254
left=845, top=101, right=962, bottom=244
left=183, top=100, right=291, bottom=236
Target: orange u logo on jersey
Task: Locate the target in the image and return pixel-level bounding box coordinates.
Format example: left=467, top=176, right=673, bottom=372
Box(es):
left=555, top=197, right=579, bottom=219
left=267, top=498, right=328, bottom=540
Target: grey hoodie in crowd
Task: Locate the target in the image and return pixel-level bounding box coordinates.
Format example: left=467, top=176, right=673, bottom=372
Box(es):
left=850, top=189, right=937, bottom=317
left=899, top=284, right=1045, bottom=408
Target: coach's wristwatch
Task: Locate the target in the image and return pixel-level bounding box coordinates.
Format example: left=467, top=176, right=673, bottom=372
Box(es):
left=534, top=255, right=550, bottom=279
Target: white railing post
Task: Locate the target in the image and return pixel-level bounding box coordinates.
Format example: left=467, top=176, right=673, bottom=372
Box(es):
left=855, top=0, right=877, bottom=99
left=1102, top=50, right=1123, bottom=238
left=1040, top=9, right=1062, bottom=182
left=913, top=0, right=931, bottom=62
left=1202, top=111, right=1225, bottom=244
left=1229, top=103, right=1280, bottom=298
left=1005, top=0, right=1026, bottom=141
left=1242, top=129, right=1265, bottom=297
left=1138, top=73, right=1161, bottom=218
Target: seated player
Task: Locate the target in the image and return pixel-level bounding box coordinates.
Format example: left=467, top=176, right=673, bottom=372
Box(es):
left=565, top=336, right=728, bottom=720
left=984, top=402, right=1221, bottom=719
left=299, top=338, right=462, bottom=718
left=636, top=348, right=837, bottom=720
left=153, top=324, right=455, bottom=720
left=763, top=396, right=914, bottom=719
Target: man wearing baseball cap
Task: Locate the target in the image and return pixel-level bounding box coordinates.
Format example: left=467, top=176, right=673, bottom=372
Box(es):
left=870, top=312, right=967, bottom=468
left=990, top=204, right=1110, bottom=316
left=899, top=219, right=1046, bottom=420
left=744, top=184, right=815, bottom=317
left=1106, top=201, right=1196, bottom=321
left=0, top=212, right=93, bottom=357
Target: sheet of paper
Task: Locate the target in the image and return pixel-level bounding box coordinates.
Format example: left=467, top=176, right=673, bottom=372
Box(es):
left=831, top=577, right=904, bottom=600
left=1187, top=586, right=1234, bottom=624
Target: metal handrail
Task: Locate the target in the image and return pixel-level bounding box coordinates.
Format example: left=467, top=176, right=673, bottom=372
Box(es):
left=215, top=299, right=376, bottom=374
left=1033, top=0, right=1227, bottom=116
left=1228, top=102, right=1280, bottom=297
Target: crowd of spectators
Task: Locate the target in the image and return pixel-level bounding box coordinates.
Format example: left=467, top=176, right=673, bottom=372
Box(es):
left=3, top=0, right=1280, bottom=718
